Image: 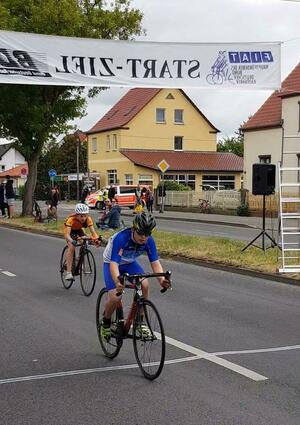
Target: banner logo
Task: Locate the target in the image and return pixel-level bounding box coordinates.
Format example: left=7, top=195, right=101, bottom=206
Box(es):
left=0, top=48, right=51, bottom=77
left=206, top=50, right=275, bottom=86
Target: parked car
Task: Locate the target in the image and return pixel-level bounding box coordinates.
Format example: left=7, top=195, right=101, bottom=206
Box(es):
left=86, top=185, right=138, bottom=209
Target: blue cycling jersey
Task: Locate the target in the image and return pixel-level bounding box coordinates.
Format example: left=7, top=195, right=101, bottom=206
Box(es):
left=103, top=228, right=158, bottom=265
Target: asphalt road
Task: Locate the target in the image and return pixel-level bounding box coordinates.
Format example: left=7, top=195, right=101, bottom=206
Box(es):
left=0, top=227, right=299, bottom=425
left=60, top=202, right=278, bottom=242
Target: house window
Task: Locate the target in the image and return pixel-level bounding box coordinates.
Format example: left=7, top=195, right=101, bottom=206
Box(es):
left=156, top=108, right=166, bottom=123
left=259, top=155, right=271, bottom=164
left=174, top=136, right=183, bottom=150
left=164, top=174, right=195, bottom=190
left=1, top=165, right=5, bottom=171
left=202, top=175, right=235, bottom=190
left=138, top=175, right=153, bottom=186
left=125, top=174, right=133, bottom=185
left=106, top=135, right=110, bottom=151
left=174, top=109, right=183, bottom=124
left=107, top=169, right=117, bottom=184
left=112, top=134, right=118, bottom=151
left=91, top=137, right=97, bottom=153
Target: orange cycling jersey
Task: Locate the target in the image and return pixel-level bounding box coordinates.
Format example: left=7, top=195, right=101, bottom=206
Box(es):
left=64, top=214, right=94, bottom=232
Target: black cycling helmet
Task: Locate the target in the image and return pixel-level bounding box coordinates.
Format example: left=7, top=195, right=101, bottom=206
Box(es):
left=132, top=212, right=156, bottom=236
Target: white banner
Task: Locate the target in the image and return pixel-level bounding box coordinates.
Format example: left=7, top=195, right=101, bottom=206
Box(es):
left=0, top=30, right=281, bottom=89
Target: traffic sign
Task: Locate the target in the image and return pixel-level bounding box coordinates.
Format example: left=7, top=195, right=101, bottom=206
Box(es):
left=157, top=159, right=170, bottom=173
left=48, top=169, right=57, bottom=178
left=20, top=167, right=28, bottom=179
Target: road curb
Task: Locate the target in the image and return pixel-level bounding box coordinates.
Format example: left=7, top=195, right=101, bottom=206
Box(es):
left=121, top=211, right=263, bottom=229
left=1, top=221, right=299, bottom=287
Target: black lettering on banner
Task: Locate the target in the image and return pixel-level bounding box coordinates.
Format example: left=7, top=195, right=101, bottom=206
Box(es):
left=56, top=56, right=71, bottom=73
left=127, top=58, right=141, bottom=78
left=143, top=59, right=157, bottom=78
left=89, top=57, right=96, bottom=76
left=172, top=60, right=187, bottom=78
left=13, top=50, right=38, bottom=70
left=99, top=58, right=115, bottom=77
left=188, top=60, right=200, bottom=78
left=0, top=49, right=19, bottom=68
left=71, top=56, right=85, bottom=75
left=159, top=60, right=173, bottom=78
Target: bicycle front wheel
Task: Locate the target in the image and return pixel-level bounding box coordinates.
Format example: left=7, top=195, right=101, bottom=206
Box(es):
left=133, top=300, right=166, bottom=380
left=60, top=246, right=74, bottom=290
left=96, top=288, right=123, bottom=359
left=80, top=249, right=96, bottom=296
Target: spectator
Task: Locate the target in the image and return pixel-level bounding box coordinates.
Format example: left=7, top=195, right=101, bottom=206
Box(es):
left=146, top=187, right=154, bottom=213
left=97, top=198, right=121, bottom=230
left=50, top=185, right=59, bottom=216
left=5, top=175, right=15, bottom=218
left=81, top=185, right=90, bottom=203
left=108, top=184, right=116, bottom=201
left=0, top=182, right=8, bottom=218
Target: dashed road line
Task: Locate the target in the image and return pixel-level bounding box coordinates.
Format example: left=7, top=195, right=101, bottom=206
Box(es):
left=1, top=271, right=16, bottom=277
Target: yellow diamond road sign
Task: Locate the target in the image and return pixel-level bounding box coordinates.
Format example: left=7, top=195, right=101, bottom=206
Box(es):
left=157, top=159, right=170, bottom=173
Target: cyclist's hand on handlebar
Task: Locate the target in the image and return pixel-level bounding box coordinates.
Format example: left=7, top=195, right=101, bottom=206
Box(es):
left=71, top=239, right=77, bottom=247
left=158, top=277, right=172, bottom=293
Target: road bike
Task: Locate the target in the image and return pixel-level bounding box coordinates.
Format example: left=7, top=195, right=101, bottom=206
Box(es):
left=96, top=271, right=172, bottom=380
left=60, top=236, right=100, bottom=296
left=199, top=198, right=210, bottom=213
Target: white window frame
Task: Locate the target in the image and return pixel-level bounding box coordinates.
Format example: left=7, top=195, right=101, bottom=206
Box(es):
left=112, top=134, right=118, bottom=151
left=125, top=174, right=133, bottom=185
left=106, top=135, right=110, bottom=151
left=174, top=109, right=184, bottom=124
left=91, top=137, right=97, bottom=154
left=156, top=108, right=166, bottom=123
left=259, top=155, right=271, bottom=164
left=107, top=169, right=117, bottom=184
left=174, top=136, right=183, bottom=151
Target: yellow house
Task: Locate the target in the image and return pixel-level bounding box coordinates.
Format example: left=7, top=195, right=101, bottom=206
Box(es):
left=86, top=88, right=243, bottom=190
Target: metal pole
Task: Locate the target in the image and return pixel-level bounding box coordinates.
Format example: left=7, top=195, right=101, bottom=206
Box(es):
left=159, top=173, right=165, bottom=213
left=76, top=138, right=80, bottom=201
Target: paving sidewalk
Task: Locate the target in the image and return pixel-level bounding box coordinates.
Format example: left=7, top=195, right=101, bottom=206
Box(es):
left=121, top=208, right=277, bottom=229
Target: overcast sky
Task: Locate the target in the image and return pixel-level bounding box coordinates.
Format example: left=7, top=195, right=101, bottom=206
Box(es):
left=72, top=0, right=300, bottom=139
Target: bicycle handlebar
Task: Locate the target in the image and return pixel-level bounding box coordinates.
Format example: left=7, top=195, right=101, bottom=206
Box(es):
left=116, top=270, right=172, bottom=296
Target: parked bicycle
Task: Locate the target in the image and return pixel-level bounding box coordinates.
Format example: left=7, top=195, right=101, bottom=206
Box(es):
left=60, top=236, right=100, bottom=296
left=199, top=198, right=210, bottom=213
left=96, top=271, right=172, bottom=380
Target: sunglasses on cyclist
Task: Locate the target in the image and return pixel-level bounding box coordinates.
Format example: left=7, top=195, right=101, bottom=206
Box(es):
left=135, top=229, right=152, bottom=237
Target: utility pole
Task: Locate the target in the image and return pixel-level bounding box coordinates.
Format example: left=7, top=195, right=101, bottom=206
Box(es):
left=76, top=136, right=80, bottom=201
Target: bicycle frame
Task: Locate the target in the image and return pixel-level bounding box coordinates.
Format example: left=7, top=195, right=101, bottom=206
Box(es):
left=116, top=271, right=171, bottom=338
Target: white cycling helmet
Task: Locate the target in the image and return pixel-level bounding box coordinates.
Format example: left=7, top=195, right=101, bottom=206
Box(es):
left=75, top=203, right=89, bottom=214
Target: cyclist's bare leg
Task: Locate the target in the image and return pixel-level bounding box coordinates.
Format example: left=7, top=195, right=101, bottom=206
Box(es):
left=142, top=278, right=149, bottom=299
left=66, top=242, right=75, bottom=273
left=103, top=289, right=121, bottom=319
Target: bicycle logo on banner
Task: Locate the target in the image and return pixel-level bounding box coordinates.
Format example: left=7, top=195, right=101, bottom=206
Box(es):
left=206, top=51, right=234, bottom=85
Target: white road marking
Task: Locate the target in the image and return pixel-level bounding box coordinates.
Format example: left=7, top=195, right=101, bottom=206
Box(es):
left=213, top=344, right=300, bottom=356
left=0, top=356, right=199, bottom=385
left=1, top=271, right=16, bottom=277
left=161, top=334, right=268, bottom=381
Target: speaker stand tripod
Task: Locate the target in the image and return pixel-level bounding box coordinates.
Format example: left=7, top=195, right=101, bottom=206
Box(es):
left=242, top=194, right=277, bottom=252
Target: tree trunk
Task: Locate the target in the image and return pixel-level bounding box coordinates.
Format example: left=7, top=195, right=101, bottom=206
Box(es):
left=22, top=155, right=39, bottom=216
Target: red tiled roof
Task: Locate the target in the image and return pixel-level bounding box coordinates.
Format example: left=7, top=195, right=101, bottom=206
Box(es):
left=120, top=150, right=243, bottom=172
left=242, top=62, right=300, bottom=131
left=87, top=88, right=161, bottom=134
left=0, top=163, right=28, bottom=178
left=87, top=88, right=219, bottom=134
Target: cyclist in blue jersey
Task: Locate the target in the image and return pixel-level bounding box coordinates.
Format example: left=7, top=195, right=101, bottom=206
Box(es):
left=101, top=212, right=171, bottom=339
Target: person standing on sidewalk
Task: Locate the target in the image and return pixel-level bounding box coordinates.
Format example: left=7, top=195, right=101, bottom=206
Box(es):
left=0, top=182, right=8, bottom=217
left=5, top=175, right=15, bottom=218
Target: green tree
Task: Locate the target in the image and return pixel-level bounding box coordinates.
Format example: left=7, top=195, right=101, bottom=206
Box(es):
left=0, top=0, right=144, bottom=215
left=217, top=132, right=244, bottom=157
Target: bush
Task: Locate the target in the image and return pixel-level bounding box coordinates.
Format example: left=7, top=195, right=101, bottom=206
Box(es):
left=159, top=180, right=192, bottom=191
left=237, top=204, right=249, bottom=216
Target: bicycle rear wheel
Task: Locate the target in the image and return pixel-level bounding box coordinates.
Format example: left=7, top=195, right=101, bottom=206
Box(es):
left=80, top=249, right=96, bottom=296
left=60, top=246, right=74, bottom=290
left=133, top=300, right=165, bottom=380
left=96, top=288, right=123, bottom=358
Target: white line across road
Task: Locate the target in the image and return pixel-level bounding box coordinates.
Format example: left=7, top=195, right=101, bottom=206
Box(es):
left=163, top=334, right=268, bottom=382
left=1, top=271, right=16, bottom=277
